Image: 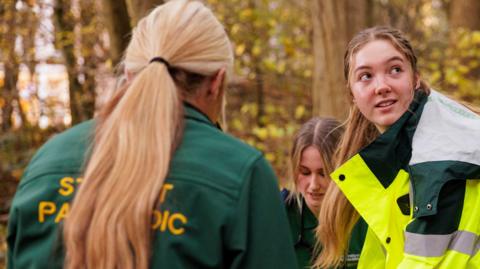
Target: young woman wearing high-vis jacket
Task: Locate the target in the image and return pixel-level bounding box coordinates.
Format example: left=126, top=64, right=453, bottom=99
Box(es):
left=314, top=26, right=480, bottom=269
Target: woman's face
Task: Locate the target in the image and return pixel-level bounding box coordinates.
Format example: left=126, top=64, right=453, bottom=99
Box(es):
left=297, top=146, right=330, bottom=216
left=349, top=39, right=418, bottom=133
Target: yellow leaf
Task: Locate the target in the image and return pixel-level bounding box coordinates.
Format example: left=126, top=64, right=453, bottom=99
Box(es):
left=231, top=24, right=241, bottom=35
left=277, top=62, right=286, bottom=74
left=472, top=31, right=480, bottom=43
left=303, top=70, right=312, bottom=78
left=252, top=45, right=261, bottom=56
left=295, top=105, right=305, bottom=119
left=239, top=9, right=253, bottom=20
left=253, top=127, right=268, bottom=140
left=235, top=43, right=246, bottom=56
left=232, top=119, right=243, bottom=130
left=458, top=65, right=469, bottom=74
left=265, top=152, right=275, bottom=162
left=267, top=124, right=285, bottom=138
left=240, top=103, right=250, bottom=114
left=266, top=104, right=275, bottom=114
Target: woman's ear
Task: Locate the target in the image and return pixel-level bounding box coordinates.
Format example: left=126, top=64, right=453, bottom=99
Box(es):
left=414, top=74, right=421, bottom=89
left=125, top=69, right=134, bottom=82
left=208, top=67, right=226, bottom=99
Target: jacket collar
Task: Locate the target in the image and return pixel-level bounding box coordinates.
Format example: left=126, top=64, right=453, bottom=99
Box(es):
left=301, top=202, right=318, bottom=230
left=358, top=90, right=428, bottom=189
left=183, top=102, right=221, bottom=130
left=357, top=89, right=480, bottom=218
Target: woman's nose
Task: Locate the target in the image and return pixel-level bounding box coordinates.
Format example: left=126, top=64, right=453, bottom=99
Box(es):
left=374, top=76, right=391, bottom=95
left=308, top=175, right=321, bottom=189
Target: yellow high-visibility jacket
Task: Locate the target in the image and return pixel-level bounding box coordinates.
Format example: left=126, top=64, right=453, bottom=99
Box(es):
left=332, top=90, right=480, bottom=269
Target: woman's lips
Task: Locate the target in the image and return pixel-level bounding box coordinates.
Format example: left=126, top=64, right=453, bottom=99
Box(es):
left=307, top=192, right=325, bottom=200
left=375, top=99, right=396, bottom=108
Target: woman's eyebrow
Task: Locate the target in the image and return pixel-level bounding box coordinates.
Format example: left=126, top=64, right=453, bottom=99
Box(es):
left=354, top=56, right=405, bottom=73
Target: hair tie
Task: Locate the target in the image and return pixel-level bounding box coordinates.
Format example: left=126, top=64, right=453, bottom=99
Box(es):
left=149, top=57, right=171, bottom=68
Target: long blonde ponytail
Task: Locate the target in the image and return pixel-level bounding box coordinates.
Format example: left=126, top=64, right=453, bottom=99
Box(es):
left=63, top=1, right=233, bottom=268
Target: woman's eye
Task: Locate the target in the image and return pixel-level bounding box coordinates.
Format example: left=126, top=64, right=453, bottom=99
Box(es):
left=359, top=73, right=371, bottom=81
left=391, top=66, right=402, bottom=74
left=299, top=169, right=310, bottom=176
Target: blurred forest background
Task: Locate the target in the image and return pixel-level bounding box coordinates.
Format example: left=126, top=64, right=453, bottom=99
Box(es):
left=1, top=0, right=480, bottom=266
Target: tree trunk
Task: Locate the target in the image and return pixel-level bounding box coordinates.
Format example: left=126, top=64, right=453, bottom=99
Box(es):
left=54, top=0, right=85, bottom=124
left=1, top=0, right=21, bottom=130
left=100, top=0, right=131, bottom=65
left=79, top=0, right=99, bottom=120
left=2, top=65, right=20, bottom=131
left=311, top=0, right=368, bottom=119
left=126, top=0, right=165, bottom=26
left=448, top=0, right=480, bottom=96
left=245, top=0, right=265, bottom=127
left=22, top=2, right=38, bottom=75
left=449, top=0, right=480, bottom=30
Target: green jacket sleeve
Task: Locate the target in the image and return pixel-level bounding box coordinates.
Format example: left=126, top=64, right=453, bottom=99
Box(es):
left=226, top=156, right=298, bottom=269
left=6, top=206, right=17, bottom=269
left=6, top=174, right=68, bottom=269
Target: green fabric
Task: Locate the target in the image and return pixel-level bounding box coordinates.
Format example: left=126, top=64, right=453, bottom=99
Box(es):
left=407, top=178, right=465, bottom=235
left=346, top=219, right=368, bottom=268
left=409, top=160, right=479, bottom=219
left=7, top=104, right=298, bottom=269
left=285, top=199, right=317, bottom=269
left=284, top=198, right=367, bottom=269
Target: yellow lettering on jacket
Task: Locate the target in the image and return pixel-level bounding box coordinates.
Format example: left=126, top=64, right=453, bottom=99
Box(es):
left=159, top=184, right=174, bottom=203
left=161, top=211, right=170, bottom=232
left=168, top=213, right=187, bottom=235
left=38, top=201, right=56, bottom=223
left=151, top=210, right=188, bottom=235
left=152, top=210, right=162, bottom=229
left=39, top=180, right=187, bottom=235
left=54, top=203, right=70, bottom=223
left=59, top=177, right=75, bottom=196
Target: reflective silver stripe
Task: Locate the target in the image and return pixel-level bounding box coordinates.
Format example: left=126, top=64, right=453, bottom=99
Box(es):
left=404, top=232, right=451, bottom=257
left=404, top=230, right=479, bottom=257
left=475, top=240, right=480, bottom=256
left=450, top=230, right=478, bottom=255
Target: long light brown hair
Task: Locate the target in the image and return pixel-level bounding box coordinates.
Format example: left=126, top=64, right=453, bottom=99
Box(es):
left=314, top=26, right=430, bottom=268
left=286, top=117, right=344, bottom=209
left=63, top=1, right=233, bottom=268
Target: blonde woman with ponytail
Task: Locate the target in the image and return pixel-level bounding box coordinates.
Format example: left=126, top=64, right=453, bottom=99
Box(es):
left=7, top=1, right=298, bottom=268
left=314, top=26, right=480, bottom=269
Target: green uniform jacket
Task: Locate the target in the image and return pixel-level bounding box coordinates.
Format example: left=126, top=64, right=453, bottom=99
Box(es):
left=284, top=194, right=368, bottom=269
left=331, top=90, right=480, bottom=268
left=7, top=104, right=298, bottom=269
